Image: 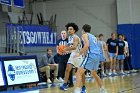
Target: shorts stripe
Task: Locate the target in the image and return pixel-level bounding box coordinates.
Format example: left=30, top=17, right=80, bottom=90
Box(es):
left=80, top=54, right=89, bottom=67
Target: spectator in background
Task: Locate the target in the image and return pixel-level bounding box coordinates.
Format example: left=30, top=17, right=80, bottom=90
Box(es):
left=39, top=48, right=60, bottom=83
left=98, top=34, right=107, bottom=77
left=106, top=32, right=118, bottom=75
left=56, top=30, right=73, bottom=86
left=117, top=34, right=126, bottom=74
left=123, top=35, right=137, bottom=73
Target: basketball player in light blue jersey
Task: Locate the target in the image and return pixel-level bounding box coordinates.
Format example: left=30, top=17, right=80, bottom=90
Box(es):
left=74, top=24, right=107, bottom=93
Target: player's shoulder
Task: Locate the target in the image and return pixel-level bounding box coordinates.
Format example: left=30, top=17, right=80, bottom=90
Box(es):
left=73, top=34, right=80, bottom=39
left=82, top=33, right=89, bottom=37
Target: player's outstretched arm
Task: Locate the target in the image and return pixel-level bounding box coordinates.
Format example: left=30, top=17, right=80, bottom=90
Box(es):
left=79, top=34, right=89, bottom=55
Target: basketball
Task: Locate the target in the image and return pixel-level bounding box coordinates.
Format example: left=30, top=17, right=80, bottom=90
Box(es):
left=58, top=45, right=66, bottom=53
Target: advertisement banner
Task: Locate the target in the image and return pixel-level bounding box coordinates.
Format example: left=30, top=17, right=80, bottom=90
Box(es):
left=7, top=24, right=57, bottom=46
left=0, top=61, right=6, bottom=86
left=0, top=0, right=12, bottom=6
left=4, top=59, right=39, bottom=85
left=13, top=0, right=24, bottom=8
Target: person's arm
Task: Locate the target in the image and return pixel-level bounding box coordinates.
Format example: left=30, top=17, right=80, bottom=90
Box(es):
left=50, top=56, right=55, bottom=64
left=106, top=39, right=109, bottom=53
left=126, top=42, right=129, bottom=56
left=124, top=46, right=127, bottom=56
left=56, top=40, right=63, bottom=55
left=64, top=37, right=79, bottom=51
left=127, top=47, right=129, bottom=56
left=79, top=34, right=89, bottom=55
left=103, top=42, right=107, bottom=51
left=116, top=46, right=118, bottom=56
left=41, top=55, right=48, bottom=66
left=48, top=56, right=58, bottom=66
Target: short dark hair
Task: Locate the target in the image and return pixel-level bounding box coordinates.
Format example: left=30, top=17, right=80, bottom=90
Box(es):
left=111, top=32, right=116, bottom=36
left=119, top=34, right=123, bottom=37
left=82, top=24, right=91, bottom=33
left=99, top=34, right=104, bottom=37
left=65, top=23, right=79, bottom=32
left=47, top=48, right=52, bottom=52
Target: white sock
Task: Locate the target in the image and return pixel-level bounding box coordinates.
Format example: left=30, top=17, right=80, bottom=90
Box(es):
left=74, top=87, right=81, bottom=93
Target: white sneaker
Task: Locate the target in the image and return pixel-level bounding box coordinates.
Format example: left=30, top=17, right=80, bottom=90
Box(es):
left=113, top=70, right=117, bottom=75
left=131, top=69, right=137, bottom=73
left=59, top=77, right=64, bottom=82
left=54, top=78, right=60, bottom=83
left=120, top=71, right=125, bottom=75
left=125, top=71, right=130, bottom=74
left=108, top=72, right=112, bottom=76
left=47, top=79, right=52, bottom=83
left=108, top=70, right=112, bottom=76
left=100, top=88, right=107, bottom=93
left=102, top=73, right=107, bottom=77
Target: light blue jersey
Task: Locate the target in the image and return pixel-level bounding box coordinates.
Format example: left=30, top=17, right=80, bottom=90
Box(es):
left=86, top=33, right=100, bottom=55
left=80, top=33, right=100, bottom=71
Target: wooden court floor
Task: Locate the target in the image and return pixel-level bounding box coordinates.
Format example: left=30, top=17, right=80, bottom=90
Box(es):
left=3, top=72, right=140, bottom=93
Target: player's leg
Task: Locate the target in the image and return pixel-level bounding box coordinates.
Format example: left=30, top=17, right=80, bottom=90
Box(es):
left=60, top=63, right=73, bottom=91
left=68, top=68, right=74, bottom=87
left=81, top=69, right=86, bottom=93
left=109, top=53, right=113, bottom=75
left=90, top=55, right=107, bottom=93
left=64, top=64, right=73, bottom=83
left=113, top=56, right=117, bottom=75
left=101, top=62, right=106, bottom=76
left=58, top=61, right=65, bottom=82
left=91, top=70, right=103, bottom=88
left=74, top=67, right=86, bottom=93
left=50, top=64, right=60, bottom=82
left=119, top=55, right=125, bottom=74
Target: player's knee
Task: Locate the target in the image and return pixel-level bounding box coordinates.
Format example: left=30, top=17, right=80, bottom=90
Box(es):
left=46, top=66, right=50, bottom=70
left=76, top=69, right=84, bottom=76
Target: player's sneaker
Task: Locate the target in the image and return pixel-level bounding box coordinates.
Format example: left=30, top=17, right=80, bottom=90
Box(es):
left=54, top=78, right=60, bottom=83
left=59, top=77, right=64, bottom=82
left=81, top=86, right=86, bottom=93
left=102, top=72, right=107, bottom=77
left=130, top=69, right=137, bottom=73
left=60, top=83, right=68, bottom=91
left=47, top=79, right=52, bottom=83
left=113, top=70, right=117, bottom=75
left=120, top=71, right=126, bottom=75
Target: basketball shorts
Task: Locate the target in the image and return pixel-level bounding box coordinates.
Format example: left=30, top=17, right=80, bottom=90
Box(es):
left=80, top=53, right=100, bottom=71
left=109, top=53, right=117, bottom=59
left=117, top=55, right=125, bottom=60
left=67, top=52, right=83, bottom=68
left=100, top=53, right=105, bottom=62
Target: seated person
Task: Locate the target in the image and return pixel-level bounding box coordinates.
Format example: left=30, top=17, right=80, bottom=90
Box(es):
left=39, top=48, right=60, bottom=83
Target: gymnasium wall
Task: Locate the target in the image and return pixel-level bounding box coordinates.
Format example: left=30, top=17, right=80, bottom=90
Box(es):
left=32, top=0, right=117, bottom=40
left=0, top=1, right=56, bottom=62
left=117, top=0, right=140, bottom=69
left=1, top=0, right=31, bottom=13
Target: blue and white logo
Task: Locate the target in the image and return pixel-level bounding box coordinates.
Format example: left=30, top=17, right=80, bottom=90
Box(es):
left=8, top=64, right=15, bottom=81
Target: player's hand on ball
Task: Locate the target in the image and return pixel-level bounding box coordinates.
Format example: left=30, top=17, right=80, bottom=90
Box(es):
left=58, top=45, right=66, bottom=54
